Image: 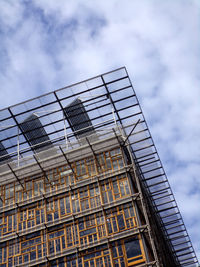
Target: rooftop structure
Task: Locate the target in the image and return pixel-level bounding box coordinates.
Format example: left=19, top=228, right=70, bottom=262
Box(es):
left=20, top=113, right=52, bottom=152
left=0, top=67, right=199, bottom=266
left=64, top=98, right=95, bottom=138
left=0, top=142, right=10, bottom=163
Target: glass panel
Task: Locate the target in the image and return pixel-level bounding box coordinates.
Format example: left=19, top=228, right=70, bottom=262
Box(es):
left=125, top=239, right=141, bottom=259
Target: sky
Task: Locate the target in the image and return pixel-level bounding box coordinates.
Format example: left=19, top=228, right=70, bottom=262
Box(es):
left=0, top=0, right=200, bottom=261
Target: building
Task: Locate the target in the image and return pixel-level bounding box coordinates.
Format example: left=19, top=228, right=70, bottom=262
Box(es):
left=0, top=67, right=199, bottom=267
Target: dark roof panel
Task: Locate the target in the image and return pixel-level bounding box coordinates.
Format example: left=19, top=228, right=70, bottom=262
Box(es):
left=0, top=141, right=11, bottom=162
left=64, top=98, right=95, bottom=138
left=20, top=114, right=52, bottom=152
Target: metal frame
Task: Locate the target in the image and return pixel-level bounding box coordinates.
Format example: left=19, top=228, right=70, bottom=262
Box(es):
left=0, top=67, right=199, bottom=266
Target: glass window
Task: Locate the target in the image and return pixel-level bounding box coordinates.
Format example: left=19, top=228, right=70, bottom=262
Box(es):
left=18, top=203, right=45, bottom=231
left=101, top=175, right=131, bottom=204
left=78, top=213, right=106, bottom=246
left=125, top=239, right=141, bottom=258
left=0, top=212, right=16, bottom=237
left=83, top=246, right=111, bottom=267
left=65, top=224, right=78, bottom=248
left=112, top=237, right=145, bottom=266
left=124, top=238, right=145, bottom=265
left=106, top=204, right=137, bottom=235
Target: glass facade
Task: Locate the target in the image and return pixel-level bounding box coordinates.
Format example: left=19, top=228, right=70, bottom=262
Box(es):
left=0, top=67, right=198, bottom=266
left=0, top=146, right=147, bottom=266
left=0, top=148, right=124, bottom=209
left=0, top=235, right=145, bottom=267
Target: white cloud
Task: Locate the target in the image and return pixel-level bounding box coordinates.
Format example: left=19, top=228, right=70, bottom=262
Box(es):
left=0, top=1, right=24, bottom=30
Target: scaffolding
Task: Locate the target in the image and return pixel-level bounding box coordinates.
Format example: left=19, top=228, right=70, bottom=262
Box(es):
left=0, top=67, right=199, bottom=266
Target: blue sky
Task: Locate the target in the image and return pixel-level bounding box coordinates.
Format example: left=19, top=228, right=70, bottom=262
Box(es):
left=0, top=0, right=200, bottom=260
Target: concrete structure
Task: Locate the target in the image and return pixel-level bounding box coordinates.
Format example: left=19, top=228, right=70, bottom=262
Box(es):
left=0, top=67, right=199, bottom=266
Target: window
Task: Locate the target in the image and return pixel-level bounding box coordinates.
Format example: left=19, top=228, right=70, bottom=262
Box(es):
left=18, top=202, right=45, bottom=231
left=0, top=211, right=16, bottom=237
left=112, top=236, right=146, bottom=266
left=0, top=243, right=8, bottom=265
left=1, top=183, right=15, bottom=207
left=48, top=223, right=79, bottom=255
left=15, top=182, right=25, bottom=203
left=1, top=231, right=46, bottom=265
left=25, top=180, right=34, bottom=199
left=110, top=148, right=124, bottom=170
left=97, top=148, right=124, bottom=174
left=124, top=238, right=145, bottom=265
left=85, top=157, right=97, bottom=177
left=78, top=213, right=106, bottom=246
left=46, top=198, right=59, bottom=222
left=71, top=192, right=80, bottom=213
left=47, top=245, right=112, bottom=267
left=65, top=223, right=79, bottom=248
left=33, top=178, right=44, bottom=196
left=106, top=204, right=137, bottom=235
left=83, top=246, right=111, bottom=267
left=112, top=241, right=125, bottom=267
left=101, top=175, right=131, bottom=204
left=72, top=157, right=97, bottom=181
left=48, top=229, right=65, bottom=255
left=50, top=255, right=80, bottom=267
left=47, top=165, right=75, bottom=189
left=74, top=160, right=87, bottom=180
left=72, top=184, right=101, bottom=213
left=21, top=233, right=46, bottom=263
left=59, top=196, right=71, bottom=216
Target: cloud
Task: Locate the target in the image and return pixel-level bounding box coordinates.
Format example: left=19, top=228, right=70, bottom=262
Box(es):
left=0, top=0, right=199, bottom=261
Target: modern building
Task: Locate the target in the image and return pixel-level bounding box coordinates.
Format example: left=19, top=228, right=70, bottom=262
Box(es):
left=0, top=67, right=199, bottom=267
